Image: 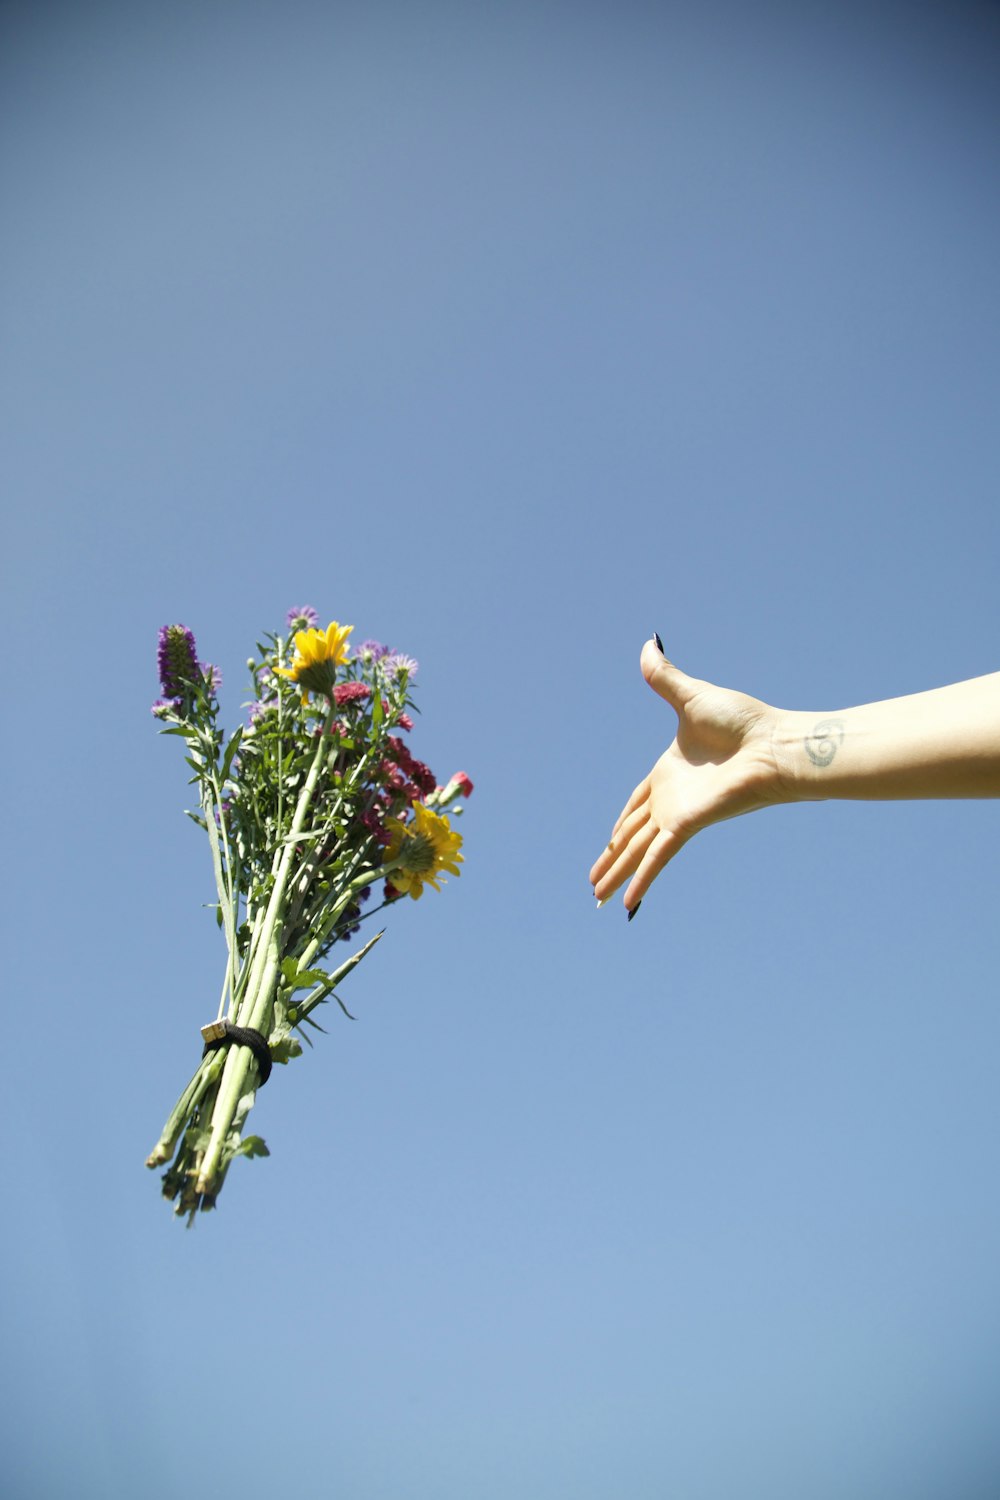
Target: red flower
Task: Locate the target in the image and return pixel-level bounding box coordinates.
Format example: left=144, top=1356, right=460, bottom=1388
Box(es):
left=408, top=758, right=437, bottom=797
left=334, top=682, right=372, bottom=706
left=360, top=810, right=392, bottom=847
left=379, top=760, right=406, bottom=790
left=386, top=735, right=412, bottom=769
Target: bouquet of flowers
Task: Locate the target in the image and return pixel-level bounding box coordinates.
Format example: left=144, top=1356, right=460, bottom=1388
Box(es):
left=146, top=608, right=472, bottom=1223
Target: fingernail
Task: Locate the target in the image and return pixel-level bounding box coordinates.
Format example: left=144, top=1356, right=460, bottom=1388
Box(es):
left=653, top=631, right=664, bottom=654
left=596, top=898, right=604, bottom=909
left=627, top=900, right=642, bottom=922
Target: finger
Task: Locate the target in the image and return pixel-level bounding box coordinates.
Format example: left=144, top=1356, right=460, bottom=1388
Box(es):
left=611, top=778, right=650, bottom=839
left=640, top=638, right=697, bottom=711
left=593, top=820, right=659, bottom=901
left=590, top=789, right=648, bottom=887
left=623, top=829, right=685, bottom=909
left=591, top=801, right=650, bottom=886
left=590, top=802, right=650, bottom=886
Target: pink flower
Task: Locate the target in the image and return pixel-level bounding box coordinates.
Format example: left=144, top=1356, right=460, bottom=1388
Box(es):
left=386, top=735, right=411, bottom=768
left=380, top=760, right=406, bottom=791
left=334, top=682, right=372, bottom=706
left=451, top=772, right=474, bottom=797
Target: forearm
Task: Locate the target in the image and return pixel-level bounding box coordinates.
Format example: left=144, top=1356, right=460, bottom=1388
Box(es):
left=771, top=673, right=1000, bottom=803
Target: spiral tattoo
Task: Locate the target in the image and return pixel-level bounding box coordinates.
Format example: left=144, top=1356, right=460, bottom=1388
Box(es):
left=804, top=717, right=845, bottom=768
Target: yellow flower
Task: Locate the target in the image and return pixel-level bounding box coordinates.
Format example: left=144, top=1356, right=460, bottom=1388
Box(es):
left=274, top=621, right=353, bottom=702
left=384, top=803, right=464, bottom=899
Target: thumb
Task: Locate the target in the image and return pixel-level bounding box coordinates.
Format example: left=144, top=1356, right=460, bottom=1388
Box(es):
left=640, top=636, right=696, bottom=710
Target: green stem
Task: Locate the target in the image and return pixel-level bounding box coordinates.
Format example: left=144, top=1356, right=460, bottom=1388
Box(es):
left=146, top=1047, right=227, bottom=1167
left=292, top=928, right=385, bottom=1023
left=195, top=702, right=337, bottom=1195
left=195, top=922, right=285, bottom=1195
left=206, top=769, right=239, bottom=1021
left=181, top=714, right=241, bottom=1023
left=295, top=862, right=392, bottom=973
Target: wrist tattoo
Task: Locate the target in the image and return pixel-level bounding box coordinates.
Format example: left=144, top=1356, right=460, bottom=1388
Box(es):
left=804, top=717, right=845, bottom=768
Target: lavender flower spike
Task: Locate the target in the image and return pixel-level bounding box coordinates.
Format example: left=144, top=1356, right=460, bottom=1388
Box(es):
left=157, top=624, right=200, bottom=699
left=287, top=606, right=319, bottom=632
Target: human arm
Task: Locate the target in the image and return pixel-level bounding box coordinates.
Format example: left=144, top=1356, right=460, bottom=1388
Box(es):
left=773, top=674, right=1000, bottom=803
left=589, top=640, right=1000, bottom=916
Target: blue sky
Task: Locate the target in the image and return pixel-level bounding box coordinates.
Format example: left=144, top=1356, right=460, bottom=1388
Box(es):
left=2, top=2, right=1000, bottom=1496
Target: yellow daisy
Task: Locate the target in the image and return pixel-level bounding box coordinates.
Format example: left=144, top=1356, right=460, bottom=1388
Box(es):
left=273, top=621, right=353, bottom=702
left=384, top=803, right=464, bottom=899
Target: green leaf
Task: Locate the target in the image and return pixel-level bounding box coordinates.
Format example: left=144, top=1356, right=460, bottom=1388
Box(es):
left=281, top=965, right=331, bottom=993
left=279, top=958, right=329, bottom=989
left=221, top=725, right=244, bottom=782
left=371, top=689, right=383, bottom=735
left=269, top=1036, right=303, bottom=1065
left=233, top=1135, right=270, bottom=1160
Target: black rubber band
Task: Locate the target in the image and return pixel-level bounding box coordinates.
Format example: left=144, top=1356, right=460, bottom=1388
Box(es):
left=202, top=1020, right=273, bottom=1086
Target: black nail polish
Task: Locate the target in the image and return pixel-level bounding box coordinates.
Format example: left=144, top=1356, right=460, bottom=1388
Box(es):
left=627, top=900, right=642, bottom=922
left=653, top=632, right=664, bottom=654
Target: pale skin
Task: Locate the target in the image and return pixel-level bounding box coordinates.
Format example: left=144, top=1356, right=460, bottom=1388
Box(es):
left=590, top=639, right=1000, bottom=916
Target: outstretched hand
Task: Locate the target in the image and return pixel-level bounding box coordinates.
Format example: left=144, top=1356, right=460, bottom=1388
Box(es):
left=589, top=640, right=784, bottom=915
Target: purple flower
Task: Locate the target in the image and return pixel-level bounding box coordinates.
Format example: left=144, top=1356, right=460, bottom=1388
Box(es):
left=157, top=624, right=200, bottom=699
left=384, top=652, right=418, bottom=679
left=151, top=698, right=183, bottom=719
left=248, top=698, right=275, bottom=725
left=287, top=606, right=319, bottom=631
left=357, top=639, right=390, bottom=663
left=201, top=662, right=222, bottom=694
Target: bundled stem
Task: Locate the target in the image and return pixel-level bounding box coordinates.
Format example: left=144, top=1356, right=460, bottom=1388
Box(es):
left=149, top=707, right=380, bottom=1211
